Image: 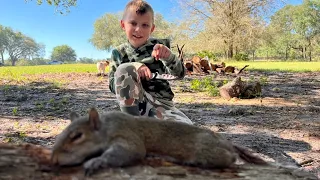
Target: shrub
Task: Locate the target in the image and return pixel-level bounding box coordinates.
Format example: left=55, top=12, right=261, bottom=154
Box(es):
left=190, top=79, right=203, bottom=91
left=16, top=59, right=32, bottom=66
left=234, top=53, right=249, bottom=61
left=197, top=50, right=217, bottom=61
left=190, top=77, right=221, bottom=97
left=206, top=85, right=220, bottom=96
left=32, top=58, right=49, bottom=65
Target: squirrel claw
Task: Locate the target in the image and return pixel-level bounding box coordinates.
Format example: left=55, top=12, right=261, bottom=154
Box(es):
left=83, top=157, right=106, bottom=176
left=84, top=168, right=94, bottom=177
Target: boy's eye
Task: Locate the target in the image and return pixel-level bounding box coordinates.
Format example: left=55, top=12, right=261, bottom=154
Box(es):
left=142, top=24, right=150, bottom=28
left=130, top=22, right=137, bottom=26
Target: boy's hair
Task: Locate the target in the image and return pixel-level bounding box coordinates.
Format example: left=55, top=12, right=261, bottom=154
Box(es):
left=123, top=0, right=154, bottom=22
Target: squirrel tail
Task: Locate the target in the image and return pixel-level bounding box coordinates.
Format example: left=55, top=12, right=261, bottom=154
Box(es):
left=233, top=144, right=267, bottom=165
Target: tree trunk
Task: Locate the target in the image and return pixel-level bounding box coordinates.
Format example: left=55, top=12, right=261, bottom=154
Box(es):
left=309, top=50, right=312, bottom=61
left=228, top=44, right=233, bottom=59
left=0, top=143, right=317, bottom=180
left=219, top=77, right=262, bottom=100
left=0, top=51, right=4, bottom=64
left=11, top=59, right=16, bottom=66
left=308, top=39, right=312, bottom=61
left=252, top=50, right=255, bottom=61
left=10, top=56, right=17, bottom=66
left=224, top=40, right=229, bottom=59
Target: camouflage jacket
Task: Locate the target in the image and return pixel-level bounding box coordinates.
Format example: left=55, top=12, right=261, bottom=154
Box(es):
left=108, top=38, right=186, bottom=101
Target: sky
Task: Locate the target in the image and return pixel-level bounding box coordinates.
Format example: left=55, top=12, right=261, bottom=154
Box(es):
left=0, top=0, right=302, bottom=60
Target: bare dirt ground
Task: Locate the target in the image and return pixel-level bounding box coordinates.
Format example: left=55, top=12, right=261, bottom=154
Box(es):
left=0, top=70, right=319, bottom=179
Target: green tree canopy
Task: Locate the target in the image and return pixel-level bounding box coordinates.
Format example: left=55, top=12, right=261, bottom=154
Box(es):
left=90, top=12, right=174, bottom=51
left=51, top=45, right=77, bottom=62
left=25, top=0, right=76, bottom=14
left=0, top=25, right=8, bottom=64
left=177, top=0, right=278, bottom=58
left=265, top=0, right=320, bottom=60
left=0, top=25, right=43, bottom=66
left=90, top=13, right=125, bottom=51
left=78, top=57, right=94, bottom=64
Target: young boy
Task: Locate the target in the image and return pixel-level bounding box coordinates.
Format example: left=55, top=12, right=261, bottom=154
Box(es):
left=108, top=0, right=192, bottom=124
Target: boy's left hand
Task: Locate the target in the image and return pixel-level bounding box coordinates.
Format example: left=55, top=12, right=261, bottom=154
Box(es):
left=152, top=44, right=171, bottom=61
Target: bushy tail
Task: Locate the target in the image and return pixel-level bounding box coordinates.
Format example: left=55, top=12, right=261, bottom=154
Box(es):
left=233, top=144, right=267, bottom=165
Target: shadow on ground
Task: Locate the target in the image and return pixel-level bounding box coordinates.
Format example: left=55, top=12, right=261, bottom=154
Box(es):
left=225, top=132, right=311, bottom=166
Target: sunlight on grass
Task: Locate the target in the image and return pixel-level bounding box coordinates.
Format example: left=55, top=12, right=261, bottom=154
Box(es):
left=223, top=61, right=320, bottom=72
left=0, top=64, right=98, bottom=80
left=0, top=62, right=319, bottom=82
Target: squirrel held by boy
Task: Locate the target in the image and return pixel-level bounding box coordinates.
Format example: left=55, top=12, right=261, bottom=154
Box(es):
left=51, top=108, right=267, bottom=175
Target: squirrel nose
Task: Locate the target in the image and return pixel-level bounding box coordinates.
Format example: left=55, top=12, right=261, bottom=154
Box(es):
left=51, top=152, right=59, bottom=165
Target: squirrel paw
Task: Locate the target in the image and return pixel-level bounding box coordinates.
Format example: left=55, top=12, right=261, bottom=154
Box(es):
left=84, top=157, right=106, bottom=176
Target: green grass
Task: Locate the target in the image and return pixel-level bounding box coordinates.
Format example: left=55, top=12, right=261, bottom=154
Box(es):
left=0, top=64, right=101, bottom=81
left=219, top=61, right=320, bottom=72
left=0, top=64, right=97, bottom=76
left=0, top=62, right=319, bottom=82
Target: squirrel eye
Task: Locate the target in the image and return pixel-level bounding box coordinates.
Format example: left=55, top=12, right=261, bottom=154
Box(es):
left=70, top=132, right=83, bottom=142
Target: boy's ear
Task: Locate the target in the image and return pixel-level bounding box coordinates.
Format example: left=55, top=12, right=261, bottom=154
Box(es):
left=120, top=20, right=125, bottom=30
left=151, top=24, right=155, bottom=33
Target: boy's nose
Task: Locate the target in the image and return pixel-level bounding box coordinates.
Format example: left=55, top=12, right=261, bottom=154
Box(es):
left=134, top=26, right=141, bottom=32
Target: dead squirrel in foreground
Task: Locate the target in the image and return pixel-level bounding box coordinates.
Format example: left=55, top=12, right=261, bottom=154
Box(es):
left=51, top=108, right=267, bottom=175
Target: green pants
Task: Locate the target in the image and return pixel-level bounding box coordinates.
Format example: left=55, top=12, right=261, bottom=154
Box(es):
left=114, top=63, right=193, bottom=124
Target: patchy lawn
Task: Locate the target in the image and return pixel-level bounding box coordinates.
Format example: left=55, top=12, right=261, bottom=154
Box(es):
left=0, top=70, right=319, bottom=178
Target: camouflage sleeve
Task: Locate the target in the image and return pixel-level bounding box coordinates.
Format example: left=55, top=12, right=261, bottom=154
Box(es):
left=155, top=38, right=186, bottom=78
left=161, top=53, right=186, bottom=78
left=108, top=49, right=121, bottom=94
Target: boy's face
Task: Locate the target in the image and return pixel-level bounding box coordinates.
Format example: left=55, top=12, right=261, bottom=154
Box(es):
left=121, top=9, right=155, bottom=48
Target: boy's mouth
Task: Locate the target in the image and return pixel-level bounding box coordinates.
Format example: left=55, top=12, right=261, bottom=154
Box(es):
left=133, top=34, right=142, bottom=39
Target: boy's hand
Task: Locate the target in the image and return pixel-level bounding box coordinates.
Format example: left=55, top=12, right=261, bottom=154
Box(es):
left=137, top=65, right=152, bottom=81
left=152, top=44, right=171, bottom=61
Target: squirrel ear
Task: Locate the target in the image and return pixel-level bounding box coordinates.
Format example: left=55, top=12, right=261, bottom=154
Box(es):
left=70, top=112, right=79, bottom=121
left=88, top=108, right=101, bottom=130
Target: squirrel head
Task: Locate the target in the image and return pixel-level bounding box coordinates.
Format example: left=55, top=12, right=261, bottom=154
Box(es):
left=51, top=108, right=104, bottom=166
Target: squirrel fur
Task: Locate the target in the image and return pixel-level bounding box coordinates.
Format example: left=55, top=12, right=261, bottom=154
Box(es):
left=51, top=108, right=266, bottom=175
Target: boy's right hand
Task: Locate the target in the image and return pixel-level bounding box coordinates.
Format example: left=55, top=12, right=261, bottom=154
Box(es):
left=137, top=65, right=152, bottom=81
left=152, top=44, right=171, bottom=61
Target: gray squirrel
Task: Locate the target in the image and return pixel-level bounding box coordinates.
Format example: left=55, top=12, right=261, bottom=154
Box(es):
left=51, top=108, right=267, bottom=175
